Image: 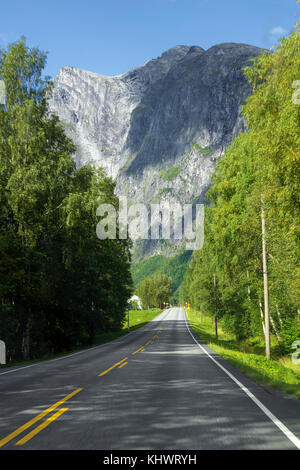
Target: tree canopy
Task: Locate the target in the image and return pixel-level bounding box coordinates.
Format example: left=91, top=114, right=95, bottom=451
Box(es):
left=137, top=274, right=173, bottom=309
left=180, top=26, right=300, bottom=353
left=0, top=38, right=133, bottom=361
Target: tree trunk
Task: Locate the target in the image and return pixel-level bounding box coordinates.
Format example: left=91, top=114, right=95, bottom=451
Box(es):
left=259, top=300, right=266, bottom=336
left=270, top=314, right=281, bottom=341
left=22, top=317, right=31, bottom=361
left=261, top=200, right=270, bottom=359
left=276, top=304, right=283, bottom=326
left=213, top=273, right=218, bottom=339
left=246, top=269, right=251, bottom=301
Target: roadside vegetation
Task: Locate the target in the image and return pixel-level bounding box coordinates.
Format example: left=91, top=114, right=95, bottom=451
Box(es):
left=180, top=25, right=300, bottom=364
left=0, top=308, right=161, bottom=369
left=0, top=39, right=133, bottom=364
left=186, top=308, right=300, bottom=400
left=126, top=308, right=162, bottom=330
left=137, top=274, right=173, bottom=309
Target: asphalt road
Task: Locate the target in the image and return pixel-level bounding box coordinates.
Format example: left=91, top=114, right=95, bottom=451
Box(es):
left=0, top=307, right=299, bottom=450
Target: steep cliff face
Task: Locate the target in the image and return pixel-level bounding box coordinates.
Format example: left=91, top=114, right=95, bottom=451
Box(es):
left=48, top=43, right=263, bottom=258
left=48, top=45, right=192, bottom=175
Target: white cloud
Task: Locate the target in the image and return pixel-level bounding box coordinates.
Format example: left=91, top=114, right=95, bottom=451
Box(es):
left=268, top=26, right=287, bottom=37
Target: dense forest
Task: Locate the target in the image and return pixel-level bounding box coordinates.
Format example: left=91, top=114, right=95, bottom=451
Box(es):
left=137, top=273, right=173, bottom=309
left=0, top=39, right=133, bottom=362
left=180, top=27, right=300, bottom=356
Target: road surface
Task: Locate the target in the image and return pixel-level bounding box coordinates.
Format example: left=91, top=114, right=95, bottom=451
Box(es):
left=0, top=307, right=299, bottom=450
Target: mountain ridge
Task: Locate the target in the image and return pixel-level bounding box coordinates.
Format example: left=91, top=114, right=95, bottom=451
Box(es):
left=48, top=42, right=264, bottom=258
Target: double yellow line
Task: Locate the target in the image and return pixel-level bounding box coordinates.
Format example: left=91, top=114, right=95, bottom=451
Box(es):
left=131, top=346, right=144, bottom=355
left=0, top=387, right=83, bottom=447
left=98, top=357, right=128, bottom=376
left=98, top=329, right=163, bottom=376
left=1, top=328, right=164, bottom=447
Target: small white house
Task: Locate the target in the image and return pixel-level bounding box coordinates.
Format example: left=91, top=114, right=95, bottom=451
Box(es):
left=127, top=295, right=142, bottom=310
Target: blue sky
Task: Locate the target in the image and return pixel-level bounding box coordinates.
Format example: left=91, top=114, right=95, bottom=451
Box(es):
left=0, top=0, right=299, bottom=78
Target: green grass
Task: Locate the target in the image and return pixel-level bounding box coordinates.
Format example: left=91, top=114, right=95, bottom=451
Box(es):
left=119, top=153, right=137, bottom=172
left=191, top=143, right=213, bottom=157
left=0, top=309, right=161, bottom=370
left=186, top=309, right=300, bottom=400
left=125, top=308, right=161, bottom=330
left=158, top=166, right=181, bottom=181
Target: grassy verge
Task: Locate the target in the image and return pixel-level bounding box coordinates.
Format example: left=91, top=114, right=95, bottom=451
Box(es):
left=186, top=309, right=300, bottom=400
left=0, top=308, right=161, bottom=369
left=125, top=308, right=162, bottom=331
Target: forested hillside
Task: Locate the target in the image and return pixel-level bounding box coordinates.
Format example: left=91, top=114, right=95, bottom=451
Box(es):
left=131, top=250, right=192, bottom=301
left=180, top=26, right=300, bottom=356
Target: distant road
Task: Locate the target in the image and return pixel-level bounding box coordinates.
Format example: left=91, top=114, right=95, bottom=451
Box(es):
left=0, top=307, right=299, bottom=450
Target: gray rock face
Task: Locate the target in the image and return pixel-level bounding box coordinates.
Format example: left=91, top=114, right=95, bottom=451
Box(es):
left=48, top=43, right=263, bottom=258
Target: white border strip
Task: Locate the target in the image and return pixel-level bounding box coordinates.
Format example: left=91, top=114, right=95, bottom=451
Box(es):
left=184, top=309, right=300, bottom=450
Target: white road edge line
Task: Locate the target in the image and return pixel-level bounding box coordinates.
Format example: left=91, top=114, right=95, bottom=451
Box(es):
left=184, top=309, right=300, bottom=450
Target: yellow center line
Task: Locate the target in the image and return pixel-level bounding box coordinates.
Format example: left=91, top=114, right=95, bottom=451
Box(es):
left=98, top=357, right=128, bottom=376
left=118, top=362, right=128, bottom=369
left=15, top=408, right=68, bottom=446
left=1, top=328, right=165, bottom=448
left=0, top=387, right=83, bottom=448
left=131, top=347, right=144, bottom=355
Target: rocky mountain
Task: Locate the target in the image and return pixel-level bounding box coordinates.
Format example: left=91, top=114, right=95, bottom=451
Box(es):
left=48, top=43, right=264, bottom=259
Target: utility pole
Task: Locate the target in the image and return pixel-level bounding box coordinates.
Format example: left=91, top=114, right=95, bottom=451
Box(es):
left=213, top=273, right=218, bottom=339
left=261, top=199, right=270, bottom=359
